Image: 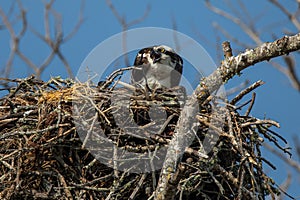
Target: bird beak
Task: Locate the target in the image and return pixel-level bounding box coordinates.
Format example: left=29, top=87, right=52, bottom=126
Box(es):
left=150, top=49, right=161, bottom=63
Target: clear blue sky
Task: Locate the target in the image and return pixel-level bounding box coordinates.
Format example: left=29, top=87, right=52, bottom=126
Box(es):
left=1, top=1, right=299, bottom=198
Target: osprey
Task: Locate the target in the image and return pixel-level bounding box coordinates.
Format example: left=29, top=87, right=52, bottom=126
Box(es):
left=131, top=45, right=183, bottom=90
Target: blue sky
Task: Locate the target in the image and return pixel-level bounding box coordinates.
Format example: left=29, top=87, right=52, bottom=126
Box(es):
left=1, top=1, right=299, bottom=198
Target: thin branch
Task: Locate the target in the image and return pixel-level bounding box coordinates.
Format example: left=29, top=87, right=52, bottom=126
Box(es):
left=241, top=119, right=280, bottom=128
left=56, top=50, right=73, bottom=78
left=245, top=92, right=256, bottom=116
left=284, top=55, right=300, bottom=91
left=276, top=172, right=292, bottom=200
left=64, top=0, right=85, bottom=42
left=268, top=0, right=300, bottom=31
left=264, top=143, right=300, bottom=173
left=270, top=56, right=300, bottom=91
left=212, top=22, right=250, bottom=49
left=0, top=6, right=18, bottom=78
left=128, top=174, right=147, bottom=200
left=106, top=0, right=150, bottom=66
left=225, top=80, right=249, bottom=96
left=1, top=1, right=83, bottom=80
left=230, top=80, right=265, bottom=105
left=205, top=0, right=262, bottom=44
left=206, top=0, right=300, bottom=93
left=16, top=50, right=38, bottom=73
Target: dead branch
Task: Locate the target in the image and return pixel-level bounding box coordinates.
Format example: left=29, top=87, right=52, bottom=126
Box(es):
left=230, top=80, right=265, bottom=105
left=106, top=0, right=150, bottom=66
left=0, top=1, right=84, bottom=80
left=154, top=33, right=300, bottom=199
left=268, top=0, right=300, bottom=31
left=205, top=0, right=300, bottom=92
left=264, top=143, right=300, bottom=173
left=205, top=0, right=262, bottom=44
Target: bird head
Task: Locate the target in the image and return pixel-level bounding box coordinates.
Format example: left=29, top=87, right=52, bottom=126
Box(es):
left=132, top=45, right=183, bottom=89
left=150, top=45, right=177, bottom=64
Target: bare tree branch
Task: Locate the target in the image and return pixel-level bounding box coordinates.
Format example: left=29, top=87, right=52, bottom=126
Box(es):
left=64, top=0, right=85, bottom=42
left=0, top=0, right=84, bottom=80
left=0, top=2, right=32, bottom=77
left=154, top=33, right=300, bottom=200
left=269, top=0, right=300, bottom=31
left=205, top=0, right=300, bottom=93
left=270, top=55, right=300, bottom=91
left=230, top=80, right=264, bottom=106
left=212, top=22, right=250, bottom=50
left=264, top=143, right=300, bottom=173
left=276, top=172, right=292, bottom=200
left=205, top=0, right=262, bottom=45
left=106, top=0, right=150, bottom=66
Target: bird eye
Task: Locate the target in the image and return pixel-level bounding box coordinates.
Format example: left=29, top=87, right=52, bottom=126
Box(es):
left=158, top=48, right=165, bottom=53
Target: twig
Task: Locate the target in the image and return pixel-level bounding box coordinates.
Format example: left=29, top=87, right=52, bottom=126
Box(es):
left=214, top=164, right=256, bottom=199
left=106, top=0, right=150, bottom=66
left=82, top=113, right=98, bottom=148
left=245, top=92, right=256, bottom=116
left=54, top=169, right=73, bottom=199
left=213, top=22, right=250, bottom=50
left=206, top=0, right=300, bottom=93
left=230, top=80, right=265, bottom=105
left=241, top=119, right=280, bottom=128
left=268, top=0, right=300, bottom=30
left=0, top=1, right=83, bottom=80
left=276, top=172, right=292, bottom=200
left=100, top=66, right=136, bottom=89
left=129, top=174, right=147, bottom=200
left=264, top=143, right=300, bottom=172
left=0, top=123, right=70, bottom=140
left=205, top=0, right=262, bottom=44
left=270, top=56, right=300, bottom=91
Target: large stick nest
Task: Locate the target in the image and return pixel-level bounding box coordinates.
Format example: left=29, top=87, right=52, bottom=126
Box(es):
left=0, top=75, right=289, bottom=199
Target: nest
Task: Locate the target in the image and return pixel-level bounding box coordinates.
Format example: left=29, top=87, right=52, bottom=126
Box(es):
left=0, top=75, right=290, bottom=199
